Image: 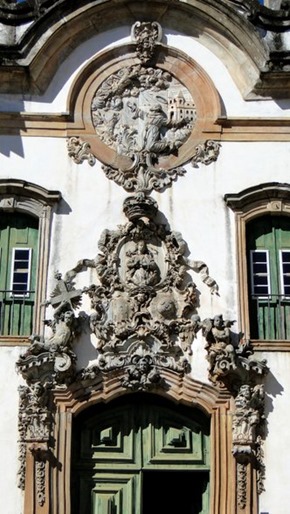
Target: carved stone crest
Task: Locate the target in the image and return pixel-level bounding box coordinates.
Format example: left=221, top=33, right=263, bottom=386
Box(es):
left=131, top=21, right=162, bottom=63
left=83, top=193, right=200, bottom=375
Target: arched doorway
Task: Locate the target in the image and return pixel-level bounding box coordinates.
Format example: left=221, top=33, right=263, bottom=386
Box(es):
left=71, top=394, right=210, bottom=514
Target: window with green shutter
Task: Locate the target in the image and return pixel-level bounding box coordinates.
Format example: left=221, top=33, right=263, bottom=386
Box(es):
left=247, top=215, right=290, bottom=340
left=0, top=212, right=38, bottom=336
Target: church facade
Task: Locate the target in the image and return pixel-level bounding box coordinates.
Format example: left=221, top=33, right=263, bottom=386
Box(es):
left=0, top=1, right=290, bottom=513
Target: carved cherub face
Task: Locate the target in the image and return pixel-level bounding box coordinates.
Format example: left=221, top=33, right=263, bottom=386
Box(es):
left=64, top=311, right=74, bottom=325
left=213, top=315, right=223, bottom=328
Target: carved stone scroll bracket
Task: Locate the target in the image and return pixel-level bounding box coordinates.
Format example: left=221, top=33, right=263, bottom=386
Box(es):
left=102, top=160, right=187, bottom=194
left=191, top=140, right=221, bottom=168
left=131, top=21, right=162, bottom=63
left=67, top=136, right=96, bottom=166
left=187, top=258, right=219, bottom=295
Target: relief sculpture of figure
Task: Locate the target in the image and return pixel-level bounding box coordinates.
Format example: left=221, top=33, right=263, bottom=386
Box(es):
left=128, top=102, right=188, bottom=153
left=126, top=240, right=161, bottom=287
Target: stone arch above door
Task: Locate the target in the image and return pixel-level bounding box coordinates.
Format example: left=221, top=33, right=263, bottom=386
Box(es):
left=47, top=372, right=235, bottom=514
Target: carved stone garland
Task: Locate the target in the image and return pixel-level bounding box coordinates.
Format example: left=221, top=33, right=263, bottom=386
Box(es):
left=67, top=21, right=221, bottom=192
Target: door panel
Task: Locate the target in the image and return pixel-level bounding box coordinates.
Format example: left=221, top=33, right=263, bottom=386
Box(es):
left=72, top=397, right=210, bottom=514
left=142, top=406, right=209, bottom=469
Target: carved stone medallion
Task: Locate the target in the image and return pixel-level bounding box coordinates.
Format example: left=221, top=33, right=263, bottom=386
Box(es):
left=66, top=21, right=222, bottom=192
left=91, top=65, right=196, bottom=158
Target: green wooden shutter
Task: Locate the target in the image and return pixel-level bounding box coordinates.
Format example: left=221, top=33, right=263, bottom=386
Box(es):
left=0, top=212, right=38, bottom=336
left=247, top=215, right=290, bottom=339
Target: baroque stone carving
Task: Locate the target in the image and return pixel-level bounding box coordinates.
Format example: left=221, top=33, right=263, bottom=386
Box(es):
left=200, top=315, right=268, bottom=505
left=17, top=383, right=52, bottom=501
left=131, top=21, right=162, bottom=63
left=63, top=193, right=217, bottom=389
left=232, top=384, right=266, bottom=509
left=201, top=314, right=268, bottom=389
left=90, top=48, right=196, bottom=192
left=191, top=140, right=221, bottom=168
left=67, top=136, right=96, bottom=166
left=16, top=273, right=86, bottom=498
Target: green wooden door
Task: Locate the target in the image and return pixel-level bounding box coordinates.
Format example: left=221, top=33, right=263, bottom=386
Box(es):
left=72, top=396, right=210, bottom=514
left=0, top=212, right=38, bottom=335
left=247, top=215, right=290, bottom=339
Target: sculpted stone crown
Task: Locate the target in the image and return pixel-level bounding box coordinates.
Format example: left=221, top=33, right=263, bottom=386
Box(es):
left=123, top=193, right=158, bottom=220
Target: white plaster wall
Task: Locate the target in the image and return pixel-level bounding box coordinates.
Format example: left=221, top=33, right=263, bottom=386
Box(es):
left=258, top=352, right=290, bottom=514
left=0, top=347, right=25, bottom=514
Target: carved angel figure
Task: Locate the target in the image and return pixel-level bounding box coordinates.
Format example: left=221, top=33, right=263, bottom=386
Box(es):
left=202, top=314, right=236, bottom=375
left=23, top=308, right=75, bottom=357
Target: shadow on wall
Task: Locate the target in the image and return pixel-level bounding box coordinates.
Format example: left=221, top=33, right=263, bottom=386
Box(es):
left=264, top=370, right=284, bottom=437
left=0, top=134, right=25, bottom=157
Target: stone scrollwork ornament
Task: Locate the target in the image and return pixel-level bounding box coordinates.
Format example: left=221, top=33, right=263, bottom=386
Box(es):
left=67, top=136, right=96, bottom=166
left=201, top=314, right=268, bottom=389
left=201, top=314, right=268, bottom=503
left=232, top=384, right=266, bottom=509
left=88, top=21, right=198, bottom=193
left=191, top=140, right=221, bottom=168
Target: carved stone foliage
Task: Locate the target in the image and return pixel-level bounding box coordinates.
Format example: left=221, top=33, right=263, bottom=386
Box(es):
left=201, top=314, right=268, bottom=390
left=191, top=140, right=221, bottom=168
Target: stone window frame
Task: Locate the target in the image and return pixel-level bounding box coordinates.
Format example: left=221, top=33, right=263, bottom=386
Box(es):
left=0, top=179, right=61, bottom=345
left=225, top=182, right=290, bottom=351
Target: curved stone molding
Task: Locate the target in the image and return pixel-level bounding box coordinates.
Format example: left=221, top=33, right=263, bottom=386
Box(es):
left=0, top=0, right=275, bottom=99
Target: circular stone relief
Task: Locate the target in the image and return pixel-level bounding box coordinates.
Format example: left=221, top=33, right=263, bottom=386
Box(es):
left=91, top=64, right=196, bottom=159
